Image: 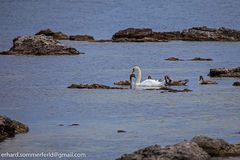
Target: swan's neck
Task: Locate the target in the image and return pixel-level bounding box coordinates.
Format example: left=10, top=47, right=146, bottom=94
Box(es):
left=136, top=67, right=142, bottom=84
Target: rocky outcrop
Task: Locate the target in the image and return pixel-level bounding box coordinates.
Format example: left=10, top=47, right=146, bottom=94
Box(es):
left=117, top=136, right=240, bottom=160
left=112, top=26, right=240, bottom=42
left=233, top=82, right=240, bottom=86
left=190, top=57, right=213, bottom=61
left=112, top=28, right=178, bottom=42
left=181, top=26, right=240, bottom=41
left=68, top=83, right=126, bottom=89
left=208, top=67, right=240, bottom=77
left=165, top=57, right=184, bottom=61
left=114, top=80, right=131, bottom=86
left=117, top=141, right=210, bottom=160
left=69, top=35, right=95, bottom=41
left=0, top=35, right=80, bottom=55
left=35, top=28, right=69, bottom=40
left=192, top=136, right=240, bottom=157
left=0, top=116, right=29, bottom=142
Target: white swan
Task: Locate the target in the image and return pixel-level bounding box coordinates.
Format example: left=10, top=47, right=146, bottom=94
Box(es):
left=132, top=65, right=165, bottom=87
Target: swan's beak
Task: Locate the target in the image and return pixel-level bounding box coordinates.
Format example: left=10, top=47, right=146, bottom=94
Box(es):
left=132, top=68, right=135, bottom=74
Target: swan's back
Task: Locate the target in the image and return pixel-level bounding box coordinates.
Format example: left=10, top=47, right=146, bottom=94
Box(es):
left=138, top=79, right=164, bottom=87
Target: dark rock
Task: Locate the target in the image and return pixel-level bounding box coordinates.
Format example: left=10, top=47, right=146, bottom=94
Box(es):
left=68, top=83, right=126, bottom=89
left=69, top=123, right=79, bottom=126
left=191, top=57, right=213, bottom=61
left=181, top=26, right=240, bottom=41
left=35, top=28, right=69, bottom=40
left=0, top=35, right=80, bottom=55
left=114, top=80, right=131, bottom=86
left=112, top=28, right=179, bottom=42
left=165, top=57, right=184, bottom=61
left=192, top=136, right=240, bottom=157
left=117, top=141, right=210, bottom=160
left=112, top=26, right=240, bottom=42
left=146, top=87, right=192, bottom=93
left=0, top=116, right=29, bottom=142
left=233, top=82, right=240, bottom=86
left=117, top=130, right=126, bottom=133
left=208, top=67, right=240, bottom=77
left=69, top=35, right=95, bottom=41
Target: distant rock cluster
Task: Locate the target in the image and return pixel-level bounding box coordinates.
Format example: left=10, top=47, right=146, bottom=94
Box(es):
left=112, top=26, right=240, bottom=42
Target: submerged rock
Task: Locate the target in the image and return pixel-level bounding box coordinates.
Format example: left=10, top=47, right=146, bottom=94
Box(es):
left=181, top=26, right=240, bottom=41
left=190, top=57, right=213, bottom=61
left=165, top=57, right=184, bottom=61
left=69, top=35, right=95, bottom=41
left=117, top=130, right=126, bottom=133
left=114, top=80, right=131, bottom=86
left=0, top=116, right=29, bottom=142
left=68, top=83, right=126, bottom=89
left=233, top=82, right=240, bottom=86
left=117, top=141, right=210, bottom=160
left=208, top=67, right=240, bottom=77
left=192, top=136, right=240, bottom=157
left=35, top=28, right=69, bottom=40
left=0, top=35, right=80, bottom=55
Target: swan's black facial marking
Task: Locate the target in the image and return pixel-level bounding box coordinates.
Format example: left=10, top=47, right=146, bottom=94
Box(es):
left=132, top=68, right=135, bottom=73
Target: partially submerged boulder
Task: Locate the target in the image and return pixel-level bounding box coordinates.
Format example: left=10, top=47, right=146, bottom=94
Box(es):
left=181, top=26, right=240, bottom=41
left=192, top=136, right=240, bottom=157
left=165, top=57, right=184, bottom=61
left=68, top=83, right=126, bottom=89
left=35, top=28, right=69, bottom=40
left=0, top=116, right=29, bottom=142
left=208, top=67, right=240, bottom=77
left=112, top=28, right=179, bottom=42
left=117, top=136, right=240, bottom=160
left=0, top=35, right=80, bottom=55
left=190, top=57, right=213, bottom=61
left=69, top=35, right=95, bottom=41
left=114, top=80, right=131, bottom=86
left=117, top=141, right=210, bottom=160
left=233, top=82, right=240, bottom=86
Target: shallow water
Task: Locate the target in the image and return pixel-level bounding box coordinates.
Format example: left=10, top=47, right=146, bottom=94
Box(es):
left=0, top=1, right=240, bottom=160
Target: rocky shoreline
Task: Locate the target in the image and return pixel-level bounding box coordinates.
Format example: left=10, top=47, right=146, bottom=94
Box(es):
left=209, top=67, right=240, bottom=77
left=117, top=136, right=240, bottom=160
left=0, top=116, right=29, bottom=142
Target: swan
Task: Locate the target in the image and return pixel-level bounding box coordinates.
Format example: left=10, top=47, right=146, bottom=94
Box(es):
left=131, top=66, right=165, bottom=87
left=199, top=76, right=218, bottom=85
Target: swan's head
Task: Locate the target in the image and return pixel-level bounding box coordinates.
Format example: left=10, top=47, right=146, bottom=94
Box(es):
left=199, top=76, right=203, bottom=81
left=132, top=65, right=141, bottom=74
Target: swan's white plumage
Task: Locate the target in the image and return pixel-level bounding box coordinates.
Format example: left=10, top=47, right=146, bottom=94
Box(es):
left=132, top=65, right=165, bottom=87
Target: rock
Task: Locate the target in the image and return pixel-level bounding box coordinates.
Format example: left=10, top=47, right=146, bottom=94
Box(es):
left=0, top=116, right=29, bottom=142
left=146, top=87, right=192, bottom=93
left=69, top=35, right=95, bottom=41
left=112, top=28, right=179, bottom=42
left=191, top=57, right=213, bottom=61
left=208, top=67, right=240, bottom=77
left=35, top=28, right=69, bottom=40
left=112, top=26, right=240, bottom=42
left=233, top=82, right=240, bottom=86
left=165, top=57, right=184, bottom=61
left=192, top=136, right=240, bottom=157
left=0, top=35, right=80, bottom=55
left=114, top=80, right=131, bottom=86
left=117, top=130, right=126, bottom=133
left=117, top=141, right=210, bottom=160
left=181, top=26, right=240, bottom=41
left=69, top=123, right=79, bottom=126
left=68, top=83, right=126, bottom=89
